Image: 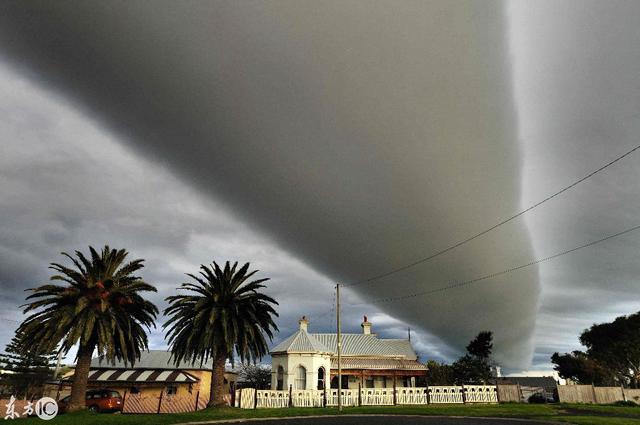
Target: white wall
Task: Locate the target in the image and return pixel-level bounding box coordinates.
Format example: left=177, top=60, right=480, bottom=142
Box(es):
left=271, top=353, right=331, bottom=390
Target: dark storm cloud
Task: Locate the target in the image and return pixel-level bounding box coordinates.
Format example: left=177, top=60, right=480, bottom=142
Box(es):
left=4, top=0, right=639, bottom=370
left=0, top=64, right=342, bottom=361
left=0, top=0, right=538, bottom=367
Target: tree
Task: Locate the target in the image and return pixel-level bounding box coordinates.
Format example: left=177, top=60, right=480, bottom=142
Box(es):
left=0, top=333, right=57, bottom=399
left=580, top=312, right=640, bottom=388
left=17, top=246, right=158, bottom=411
left=164, top=261, right=278, bottom=407
left=426, top=360, right=453, bottom=385
left=466, top=331, right=493, bottom=359
left=452, top=331, right=494, bottom=384
left=239, top=363, right=272, bottom=389
left=551, top=351, right=614, bottom=386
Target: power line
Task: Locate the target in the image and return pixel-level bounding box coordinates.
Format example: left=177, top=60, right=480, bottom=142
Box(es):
left=353, top=223, right=640, bottom=305
left=312, top=287, right=336, bottom=323
left=345, top=143, right=640, bottom=287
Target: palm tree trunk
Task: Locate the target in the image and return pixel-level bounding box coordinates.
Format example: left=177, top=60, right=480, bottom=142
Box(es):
left=68, top=345, right=93, bottom=412
left=208, top=353, right=227, bottom=408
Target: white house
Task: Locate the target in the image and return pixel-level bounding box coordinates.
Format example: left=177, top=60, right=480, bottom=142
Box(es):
left=270, top=316, right=427, bottom=391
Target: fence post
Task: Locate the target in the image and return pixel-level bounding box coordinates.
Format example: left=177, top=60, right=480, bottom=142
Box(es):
left=358, top=383, right=362, bottom=406
left=461, top=385, right=466, bottom=404
left=495, top=385, right=500, bottom=403
left=323, top=386, right=327, bottom=408
left=426, top=385, right=430, bottom=405
left=254, top=388, right=258, bottom=409
left=288, top=384, right=293, bottom=408
left=393, top=373, right=397, bottom=405
left=55, top=382, right=62, bottom=402
left=194, top=390, right=200, bottom=411
left=517, top=383, right=522, bottom=403
left=157, top=389, right=164, bottom=414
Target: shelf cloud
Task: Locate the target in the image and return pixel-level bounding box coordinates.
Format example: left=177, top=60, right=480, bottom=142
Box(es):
left=5, top=0, right=640, bottom=370
left=0, top=1, right=538, bottom=368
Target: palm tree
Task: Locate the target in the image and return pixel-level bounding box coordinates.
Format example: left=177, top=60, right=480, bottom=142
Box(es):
left=164, top=261, right=278, bottom=407
left=17, top=246, right=158, bottom=412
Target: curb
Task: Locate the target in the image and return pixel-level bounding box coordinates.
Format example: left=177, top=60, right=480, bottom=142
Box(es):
left=177, top=414, right=564, bottom=425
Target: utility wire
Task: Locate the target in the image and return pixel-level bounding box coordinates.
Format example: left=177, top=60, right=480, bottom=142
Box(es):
left=345, top=143, right=640, bottom=287
left=353, top=223, right=640, bottom=305
left=312, top=287, right=336, bottom=323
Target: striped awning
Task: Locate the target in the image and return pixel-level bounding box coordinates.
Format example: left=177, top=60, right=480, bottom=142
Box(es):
left=71, top=369, right=199, bottom=383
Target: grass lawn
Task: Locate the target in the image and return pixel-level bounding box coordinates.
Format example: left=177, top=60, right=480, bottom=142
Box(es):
left=18, top=403, right=640, bottom=425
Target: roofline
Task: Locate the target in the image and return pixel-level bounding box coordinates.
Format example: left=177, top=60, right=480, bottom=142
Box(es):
left=270, top=352, right=416, bottom=360
left=77, top=366, right=237, bottom=373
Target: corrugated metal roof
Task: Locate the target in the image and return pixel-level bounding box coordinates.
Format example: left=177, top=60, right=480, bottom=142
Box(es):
left=270, top=332, right=418, bottom=360
left=90, top=350, right=236, bottom=372
left=330, top=357, right=427, bottom=371
left=270, top=330, right=332, bottom=353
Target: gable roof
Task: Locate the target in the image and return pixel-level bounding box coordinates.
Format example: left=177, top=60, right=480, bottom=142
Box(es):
left=270, top=331, right=417, bottom=360
left=496, top=376, right=558, bottom=389
left=270, top=330, right=332, bottom=354
left=90, top=350, right=236, bottom=372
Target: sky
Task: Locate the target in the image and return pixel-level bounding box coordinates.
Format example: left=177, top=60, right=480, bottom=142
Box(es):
left=0, top=0, right=639, bottom=372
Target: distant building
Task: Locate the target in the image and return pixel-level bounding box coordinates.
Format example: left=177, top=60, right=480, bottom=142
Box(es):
left=496, top=376, right=559, bottom=401
left=57, top=350, right=237, bottom=403
left=270, top=316, right=427, bottom=390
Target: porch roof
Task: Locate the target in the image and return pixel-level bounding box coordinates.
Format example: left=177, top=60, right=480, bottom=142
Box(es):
left=330, top=357, right=427, bottom=371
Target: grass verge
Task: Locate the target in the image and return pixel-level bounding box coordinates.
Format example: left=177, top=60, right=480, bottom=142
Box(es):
left=18, top=403, right=640, bottom=425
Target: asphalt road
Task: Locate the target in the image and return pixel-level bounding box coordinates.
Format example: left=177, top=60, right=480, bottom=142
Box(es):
left=222, top=416, right=551, bottom=425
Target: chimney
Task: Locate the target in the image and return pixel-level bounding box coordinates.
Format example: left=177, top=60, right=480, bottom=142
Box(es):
left=298, top=316, right=309, bottom=332
left=361, top=315, right=372, bottom=335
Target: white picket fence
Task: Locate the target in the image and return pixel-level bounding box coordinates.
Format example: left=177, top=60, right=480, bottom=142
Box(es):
left=464, top=385, right=499, bottom=403
left=235, top=385, right=498, bottom=408
left=428, top=386, right=464, bottom=403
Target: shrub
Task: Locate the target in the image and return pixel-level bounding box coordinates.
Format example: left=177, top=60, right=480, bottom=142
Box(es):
left=528, top=393, right=547, bottom=404
left=613, top=400, right=638, bottom=407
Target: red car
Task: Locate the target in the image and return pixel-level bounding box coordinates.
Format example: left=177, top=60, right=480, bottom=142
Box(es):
left=59, top=389, right=123, bottom=413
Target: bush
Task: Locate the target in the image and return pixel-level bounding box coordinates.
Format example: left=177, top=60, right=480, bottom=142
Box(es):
left=528, top=393, right=547, bottom=404
left=613, top=400, right=638, bottom=407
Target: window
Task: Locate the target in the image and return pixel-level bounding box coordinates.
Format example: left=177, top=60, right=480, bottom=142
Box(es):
left=166, top=385, right=178, bottom=395
left=295, top=365, right=307, bottom=390
left=366, top=377, right=374, bottom=388
left=276, top=366, right=284, bottom=391
left=317, top=367, right=325, bottom=390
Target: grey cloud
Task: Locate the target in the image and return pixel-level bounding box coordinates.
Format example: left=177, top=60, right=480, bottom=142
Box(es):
left=510, top=0, right=640, bottom=365
left=0, top=0, right=538, bottom=368
left=0, top=64, right=343, bottom=361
